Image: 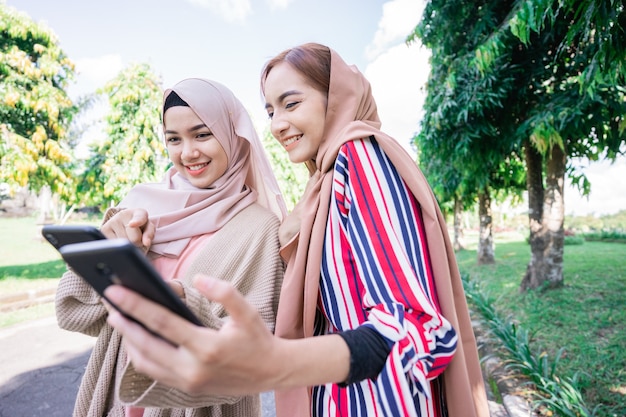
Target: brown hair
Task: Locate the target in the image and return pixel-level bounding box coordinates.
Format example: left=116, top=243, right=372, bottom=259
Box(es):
left=260, top=43, right=331, bottom=97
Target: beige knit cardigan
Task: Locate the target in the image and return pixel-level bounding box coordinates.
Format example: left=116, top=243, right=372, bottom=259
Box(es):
left=55, top=203, right=284, bottom=417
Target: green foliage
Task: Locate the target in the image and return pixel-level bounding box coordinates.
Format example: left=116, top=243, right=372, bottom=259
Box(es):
left=582, top=230, right=626, bottom=242
left=465, top=273, right=594, bottom=415
left=260, top=128, right=307, bottom=210
left=0, top=4, right=78, bottom=201
left=76, top=63, right=167, bottom=208
left=457, top=236, right=626, bottom=415
left=564, top=235, right=585, bottom=245
left=411, top=0, right=527, bottom=212
left=566, top=210, right=626, bottom=231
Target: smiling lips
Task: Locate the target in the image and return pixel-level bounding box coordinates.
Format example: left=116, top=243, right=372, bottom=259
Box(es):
left=283, top=135, right=302, bottom=149
left=185, top=162, right=209, bottom=176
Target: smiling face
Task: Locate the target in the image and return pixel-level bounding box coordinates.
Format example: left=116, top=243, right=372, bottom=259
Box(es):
left=164, top=105, right=228, bottom=188
left=264, top=62, right=328, bottom=164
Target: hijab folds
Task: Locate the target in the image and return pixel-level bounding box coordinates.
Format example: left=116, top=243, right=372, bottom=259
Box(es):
left=273, top=48, right=489, bottom=417
left=119, top=78, right=286, bottom=257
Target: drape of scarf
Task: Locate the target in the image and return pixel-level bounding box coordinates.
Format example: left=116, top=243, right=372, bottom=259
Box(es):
left=119, top=78, right=286, bottom=257
left=273, top=49, right=489, bottom=417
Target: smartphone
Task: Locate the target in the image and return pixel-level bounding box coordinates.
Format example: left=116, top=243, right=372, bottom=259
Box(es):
left=59, top=238, right=204, bottom=327
left=41, top=224, right=106, bottom=249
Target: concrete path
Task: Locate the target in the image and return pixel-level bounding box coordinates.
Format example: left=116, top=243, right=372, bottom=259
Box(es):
left=0, top=316, right=276, bottom=417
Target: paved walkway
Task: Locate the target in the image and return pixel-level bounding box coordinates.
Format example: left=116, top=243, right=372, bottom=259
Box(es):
left=0, top=316, right=277, bottom=417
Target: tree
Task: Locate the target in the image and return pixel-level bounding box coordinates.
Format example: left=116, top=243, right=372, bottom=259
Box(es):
left=76, top=63, right=167, bottom=209
left=412, top=0, right=527, bottom=264
left=260, top=128, right=307, bottom=210
left=476, top=0, right=626, bottom=290
left=412, top=0, right=625, bottom=290
left=0, top=4, right=78, bottom=203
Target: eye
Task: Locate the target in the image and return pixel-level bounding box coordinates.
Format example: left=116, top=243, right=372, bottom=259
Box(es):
left=166, top=136, right=180, bottom=144
left=285, top=101, right=300, bottom=109
left=197, top=131, right=214, bottom=140
left=267, top=111, right=274, bottom=120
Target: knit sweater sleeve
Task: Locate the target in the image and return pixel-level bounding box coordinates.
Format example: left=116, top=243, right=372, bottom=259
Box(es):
left=54, top=208, right=123, bottom=337
left=117, top=203, right=284, bottom=408
left=55, top=267, right=108, bottom=337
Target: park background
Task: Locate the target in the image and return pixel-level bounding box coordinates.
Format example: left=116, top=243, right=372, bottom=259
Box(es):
left=1, top=0, right=625, bottom=416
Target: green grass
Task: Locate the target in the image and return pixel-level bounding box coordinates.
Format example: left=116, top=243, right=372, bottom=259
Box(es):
left=456, top=232, right=626, bottom=417
left=0, top=215, right=95, bottom=327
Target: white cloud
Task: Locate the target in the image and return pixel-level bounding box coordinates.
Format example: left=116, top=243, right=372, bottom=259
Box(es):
left=364, top=0, right=430, bottom=157
left=186, top=0, right=252, bottom=23
left=366, top=0, right=425, bottom=61
left=266, top=0, right=293, bottom=9
left=365, top=42, right=430, bottom=157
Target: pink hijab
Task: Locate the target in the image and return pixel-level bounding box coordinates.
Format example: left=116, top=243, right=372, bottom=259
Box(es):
left=272, top=47, right=489, bottom=417
left=119, top=78, right=286, bottom=256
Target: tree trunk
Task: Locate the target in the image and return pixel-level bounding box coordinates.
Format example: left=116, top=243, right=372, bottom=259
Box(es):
left=453, top=195, right=465, bottom=251
left=477, top=187, right=495, bottom=264
left=521, top=144, right=566, bottom=291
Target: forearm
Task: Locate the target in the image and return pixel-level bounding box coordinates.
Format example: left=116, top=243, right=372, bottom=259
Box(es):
left=55, top=269, right=107, bottom=336
left=272, top=333, right=350, bottom=389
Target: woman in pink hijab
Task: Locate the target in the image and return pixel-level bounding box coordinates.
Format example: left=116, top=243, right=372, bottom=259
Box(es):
left=104, top=45, right=489, bottom=417
left=55, top=78, right=287, bottom=417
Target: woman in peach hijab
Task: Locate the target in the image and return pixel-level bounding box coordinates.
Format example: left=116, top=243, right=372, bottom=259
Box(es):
left=55, top=78, right=286, bottom=417
left=105, top=44, right=489, bottom=417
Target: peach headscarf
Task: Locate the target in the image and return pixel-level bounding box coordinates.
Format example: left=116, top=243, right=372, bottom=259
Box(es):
left=119, top=78, right=286, bottom=257
left=273, top=47, right=489, bottom=417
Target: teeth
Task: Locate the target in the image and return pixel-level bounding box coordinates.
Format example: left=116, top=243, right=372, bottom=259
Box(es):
left=284, top=135, right=302, bottom=146
left=188, top=163, right=207, bottom=171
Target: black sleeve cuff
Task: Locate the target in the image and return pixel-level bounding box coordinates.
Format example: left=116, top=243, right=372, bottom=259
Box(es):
left=337, top=325, right=392, bottom=386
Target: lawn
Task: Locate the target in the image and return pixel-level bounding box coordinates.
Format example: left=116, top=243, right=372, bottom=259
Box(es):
left=1, top=217, right=624, bottom=415
left=456, top=231, right=626, bottom=417
left=0, top=215, right=97, bottom=327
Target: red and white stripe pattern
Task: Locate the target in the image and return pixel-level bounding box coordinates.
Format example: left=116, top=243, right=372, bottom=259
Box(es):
left=311, top=137, right=457, bottom=417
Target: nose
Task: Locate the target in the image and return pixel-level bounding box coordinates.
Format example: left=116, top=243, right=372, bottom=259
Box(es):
left=270, top=113, right=290, bottom=140
left=181, top=140, right=199, bottom=160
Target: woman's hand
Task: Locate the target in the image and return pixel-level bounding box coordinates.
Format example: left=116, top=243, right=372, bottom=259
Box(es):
left=167, top=279, right=185, bottom=299
left=104, top=274, right=350, bottom=395
left=105, top=275, right=283, bottom=395
left=101, top=208, right=155, bottom=252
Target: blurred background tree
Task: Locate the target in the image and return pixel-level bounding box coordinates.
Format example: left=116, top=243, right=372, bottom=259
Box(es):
left=75, top=62, right=167, bottom=210
left=411, top=0, right=625, bottom=291
left=261, top=129, right=307, bottom=211
left=0, top=4, right=78, bottom=220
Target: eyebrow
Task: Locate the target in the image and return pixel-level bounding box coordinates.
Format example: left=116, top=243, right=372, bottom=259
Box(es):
left=264, top=90, right=301, bottom=110
left=164, top=123, right=207, bottom=134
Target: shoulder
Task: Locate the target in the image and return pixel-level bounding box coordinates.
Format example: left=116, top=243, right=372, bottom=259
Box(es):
left=336, top=136, right=385, bottom=167
left=338, top=135, right=377, bottom=155
left=335, top=136, right=387, bottom=173
left=231, top=203, right=280, bottom=230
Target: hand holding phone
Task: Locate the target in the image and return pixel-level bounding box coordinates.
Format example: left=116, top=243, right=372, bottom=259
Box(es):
left=59, top=239, right=204, bottom=330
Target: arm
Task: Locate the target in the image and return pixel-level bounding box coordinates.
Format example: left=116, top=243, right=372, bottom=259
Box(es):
left=55, top=268, right=108, bottom=336
left=105, top=277, right=350, bottom=396
left=116, top=206, right=293, bottom=407
left=334, top=138, right=457, bottom=388
left=55, top=207, right=155, bottom=335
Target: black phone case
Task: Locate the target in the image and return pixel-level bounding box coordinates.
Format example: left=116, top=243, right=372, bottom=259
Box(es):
left=59, top=238, right=203, bottom=327
left=42, top=225, right=106, bottom=249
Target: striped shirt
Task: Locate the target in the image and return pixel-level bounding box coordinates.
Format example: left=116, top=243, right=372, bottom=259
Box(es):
left=311, top=137, right=458, bottom=417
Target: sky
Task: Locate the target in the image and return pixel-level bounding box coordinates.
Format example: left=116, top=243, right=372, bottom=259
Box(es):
left=7, top=0, right=625, bottom=217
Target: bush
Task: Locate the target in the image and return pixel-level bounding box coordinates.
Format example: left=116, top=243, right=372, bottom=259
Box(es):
left=564, top=235, right=585, bottom=245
